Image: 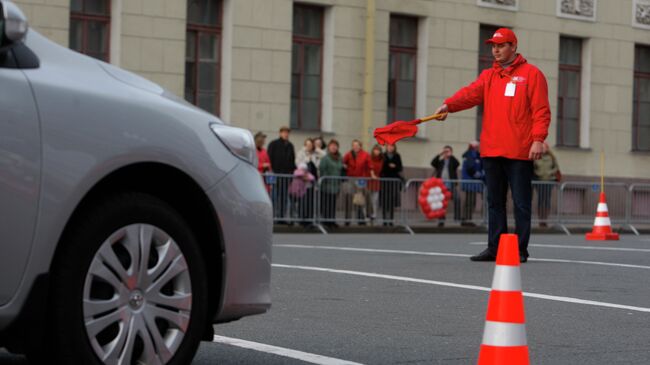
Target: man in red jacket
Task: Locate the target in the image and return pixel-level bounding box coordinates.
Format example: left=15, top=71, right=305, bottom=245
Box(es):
left=343, top=140, right=371, bottom=225
left=344, top=140, right=371, bottom=177
left=434, top=28, right=550, bottom=263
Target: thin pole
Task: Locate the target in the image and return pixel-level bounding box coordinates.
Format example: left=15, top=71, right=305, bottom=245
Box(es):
left=361, top=0, right=376, bottom=148
left=600, top=151, right=604, bottom=194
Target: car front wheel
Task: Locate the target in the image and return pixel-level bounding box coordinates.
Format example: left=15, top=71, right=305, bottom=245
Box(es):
left=46, top=193, right=209, bottom=365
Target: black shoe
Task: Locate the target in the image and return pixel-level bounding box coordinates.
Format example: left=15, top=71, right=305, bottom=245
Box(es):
left=438, top=222, right=445, bottom=227
left=520, top=251, right=529, bottom=263
left=470, top=249, right=496, bottom=262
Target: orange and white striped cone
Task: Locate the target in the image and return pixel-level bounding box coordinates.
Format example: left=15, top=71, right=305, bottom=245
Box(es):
left=478, top=234, right=529, bottom=365
left=585, top=192, right=620, bottom=241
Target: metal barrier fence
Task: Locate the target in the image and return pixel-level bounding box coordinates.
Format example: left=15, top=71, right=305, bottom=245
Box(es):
left=264, top=173, right=318, bottom=227
left=501, top=181, right=562, bottom=228
left=402, top=179, right=487, bottom=232
left=628, top=184, right=650, bottom=235
left=317, top=176, right=404, bottom=228
left=558, top=182, right=629, bottom=227
left=262, top=174, right=650, bottom=234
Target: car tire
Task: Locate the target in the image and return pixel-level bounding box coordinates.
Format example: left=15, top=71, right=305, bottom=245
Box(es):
left=44, top=193, right=209, bottom=365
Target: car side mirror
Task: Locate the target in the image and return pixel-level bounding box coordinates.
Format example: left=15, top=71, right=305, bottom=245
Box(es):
left=1, top=1, right=28, bottom=44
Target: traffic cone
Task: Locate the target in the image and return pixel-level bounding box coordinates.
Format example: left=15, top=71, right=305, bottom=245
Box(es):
left=585, top=192, right=620, bottom=241
left=478, top=234, right=529, bottom=365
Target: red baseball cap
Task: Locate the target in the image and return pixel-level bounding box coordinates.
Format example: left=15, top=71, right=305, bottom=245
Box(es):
left=485, top=28, right=517, bottom=45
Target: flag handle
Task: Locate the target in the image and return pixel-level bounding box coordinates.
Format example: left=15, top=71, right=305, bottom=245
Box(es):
left=419, top=112, right=448, bottom=123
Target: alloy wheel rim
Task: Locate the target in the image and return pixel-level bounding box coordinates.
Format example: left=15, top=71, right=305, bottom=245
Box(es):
left=83, top=224, right=192, bottom=365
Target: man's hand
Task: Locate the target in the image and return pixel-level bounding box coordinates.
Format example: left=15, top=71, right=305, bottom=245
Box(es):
left=434, top=104, right=449, bottom=120
left=529, top=141, right=544, bottom=160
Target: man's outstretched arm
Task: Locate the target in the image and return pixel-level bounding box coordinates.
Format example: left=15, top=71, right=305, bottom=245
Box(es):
left=433, top=70, right=489, bottom=121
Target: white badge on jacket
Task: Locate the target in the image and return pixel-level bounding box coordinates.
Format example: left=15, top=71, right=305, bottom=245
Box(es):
left=505, top=82, right=516, bottom=97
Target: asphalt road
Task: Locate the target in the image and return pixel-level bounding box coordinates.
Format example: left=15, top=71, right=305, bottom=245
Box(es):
left=2, top=233, right=650, bottom=364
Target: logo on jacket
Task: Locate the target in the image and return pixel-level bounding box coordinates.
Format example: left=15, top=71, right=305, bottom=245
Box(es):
left=511, top=76, right=527, bottom=84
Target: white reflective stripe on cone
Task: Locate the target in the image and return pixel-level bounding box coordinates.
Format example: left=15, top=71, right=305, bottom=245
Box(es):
left=597, top=203, right=609, bottom=212
left=593, top=217, right=612, bottom=227
left=482, top=321, right=527, bottom=347
left=491, top=266, right=522, bottom=292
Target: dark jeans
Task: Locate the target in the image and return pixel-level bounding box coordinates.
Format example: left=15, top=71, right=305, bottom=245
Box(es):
left=289, top=189, right=314, bottom=225
left=382, top=204, right=395, bottom=221
left=535, top=183, right=553, bottom=221
left=320, top=192, right=338, bottom=221
left=272, top=183, right=289, bottom=220
left=483, top=157, right=533, bottom=257
left=463, top=190, right=477, bottom=221
left=302, top=187, right=315, bottom=221
left=344, top=191, right=366, bottom=224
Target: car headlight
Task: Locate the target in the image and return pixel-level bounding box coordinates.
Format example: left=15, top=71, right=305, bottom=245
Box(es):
left=209, top=123, right=257, bottom=166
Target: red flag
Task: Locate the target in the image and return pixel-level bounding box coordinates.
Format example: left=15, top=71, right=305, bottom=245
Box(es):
left=374, top=113, right=447, bottom=145
left=374, top=120, right=420, bottom=145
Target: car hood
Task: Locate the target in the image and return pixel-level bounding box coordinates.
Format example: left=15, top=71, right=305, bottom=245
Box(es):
left=97, top=62, right=164, bottom=94
left=23, top=30, right=222, bottom=125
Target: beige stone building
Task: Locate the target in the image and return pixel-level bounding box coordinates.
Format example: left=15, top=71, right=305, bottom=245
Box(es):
left=12, top=0, right=650, bottom=181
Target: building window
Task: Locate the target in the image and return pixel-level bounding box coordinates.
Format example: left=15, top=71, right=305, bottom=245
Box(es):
left=633, top=45, right=650, bottom=151
left=476, top=24, right=502, bottom=138
left=185, top=0, right=223, bottom=115
left=69, top=0, right=111, bottom=62
left=557, top=36, right=582, bottom=147
left=387, top=15, right=417, bottom=124
left=291, top=4, right=324, bottom=131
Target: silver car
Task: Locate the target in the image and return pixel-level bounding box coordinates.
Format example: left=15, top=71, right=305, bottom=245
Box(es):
left=0, top=1, right=272, bottom=363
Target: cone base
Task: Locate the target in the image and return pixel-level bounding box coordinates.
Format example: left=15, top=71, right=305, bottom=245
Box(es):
left=478, top=345, right=529, bottom=365
left=586, top=232, right=620, bottom=241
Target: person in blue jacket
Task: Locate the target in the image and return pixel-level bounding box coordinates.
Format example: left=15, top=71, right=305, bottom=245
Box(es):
left=461, top=141, right=485, bottom=226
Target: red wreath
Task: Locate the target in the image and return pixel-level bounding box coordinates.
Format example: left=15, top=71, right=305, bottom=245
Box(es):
left=418, top=177, right=452, bottom=220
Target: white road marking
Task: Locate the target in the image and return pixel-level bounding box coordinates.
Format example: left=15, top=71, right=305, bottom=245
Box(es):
left=276, top=244, right=470, bottom=258
left=212, top=335, right=365, bottom=365
left=273, top=264, right=650, bottom=314
left=275, top=244, right=650, bottom=270
left=469, top=242, right=650, bottom=253
left=530, top=257, right=650, bottom=269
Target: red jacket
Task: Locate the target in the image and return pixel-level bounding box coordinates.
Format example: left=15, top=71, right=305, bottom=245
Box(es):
left=368, top=156, right=384, bottom=191
left=444, top=54, right=550, bottom=160
left=343, top=150, right=371, bottom=178
left=257, top=148, right=271, bottom=174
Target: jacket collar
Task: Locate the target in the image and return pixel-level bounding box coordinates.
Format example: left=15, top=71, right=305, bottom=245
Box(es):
left=493, top=54, right=527, bottom=77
